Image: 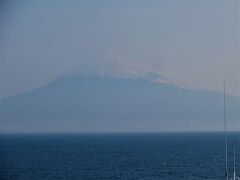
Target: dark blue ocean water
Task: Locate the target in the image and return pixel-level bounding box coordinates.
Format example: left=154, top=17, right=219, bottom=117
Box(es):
left=0, top=133, right=239, bottom=180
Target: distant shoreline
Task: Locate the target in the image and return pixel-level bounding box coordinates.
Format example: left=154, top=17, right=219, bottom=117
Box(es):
left=1, top=131, right=240, bottom=136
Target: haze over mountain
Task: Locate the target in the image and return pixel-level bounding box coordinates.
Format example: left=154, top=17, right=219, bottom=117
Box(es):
left=2, top=0, right=240, bottom=99
left=1, top=60, right=240, bottom=133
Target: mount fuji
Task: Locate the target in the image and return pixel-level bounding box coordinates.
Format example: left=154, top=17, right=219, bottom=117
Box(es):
left=1, top=59, right=240, bottom=133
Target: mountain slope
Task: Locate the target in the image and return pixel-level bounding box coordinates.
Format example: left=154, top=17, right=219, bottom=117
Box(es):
left=1, top=75, right=240, bottom=133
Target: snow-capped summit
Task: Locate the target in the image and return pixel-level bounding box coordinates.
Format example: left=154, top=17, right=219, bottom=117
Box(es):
left=67, top=54, right=174, bottom=85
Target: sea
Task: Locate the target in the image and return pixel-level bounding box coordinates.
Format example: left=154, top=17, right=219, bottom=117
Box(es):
left=0, top=133, right=239, bottom=180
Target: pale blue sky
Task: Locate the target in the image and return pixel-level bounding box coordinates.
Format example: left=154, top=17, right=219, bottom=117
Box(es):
left=1, top=0, right=240, bottom=98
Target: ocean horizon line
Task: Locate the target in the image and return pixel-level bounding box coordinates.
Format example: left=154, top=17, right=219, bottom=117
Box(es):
left=1, top=130, right=240, bottom=135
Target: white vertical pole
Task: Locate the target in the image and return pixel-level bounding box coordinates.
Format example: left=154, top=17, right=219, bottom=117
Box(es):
left=224, top=82, right=228, bottom=180
left=234, top=145, right=236, bottom=180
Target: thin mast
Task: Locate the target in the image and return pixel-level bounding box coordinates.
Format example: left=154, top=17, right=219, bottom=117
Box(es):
left=234, top=145, right=236, bottom=180
left=224, top=82, right=228, bottom=180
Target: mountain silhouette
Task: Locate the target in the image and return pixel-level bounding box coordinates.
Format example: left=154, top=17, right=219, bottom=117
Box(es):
left=1, top=70, right=240, bottom=133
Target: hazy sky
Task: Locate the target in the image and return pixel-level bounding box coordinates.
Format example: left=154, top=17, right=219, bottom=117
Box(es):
left=1, top=0, right=240, bottom=98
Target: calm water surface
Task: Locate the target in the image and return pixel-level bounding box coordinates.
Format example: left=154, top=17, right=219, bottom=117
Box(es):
left=0, top=133, right=240, bottom=180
